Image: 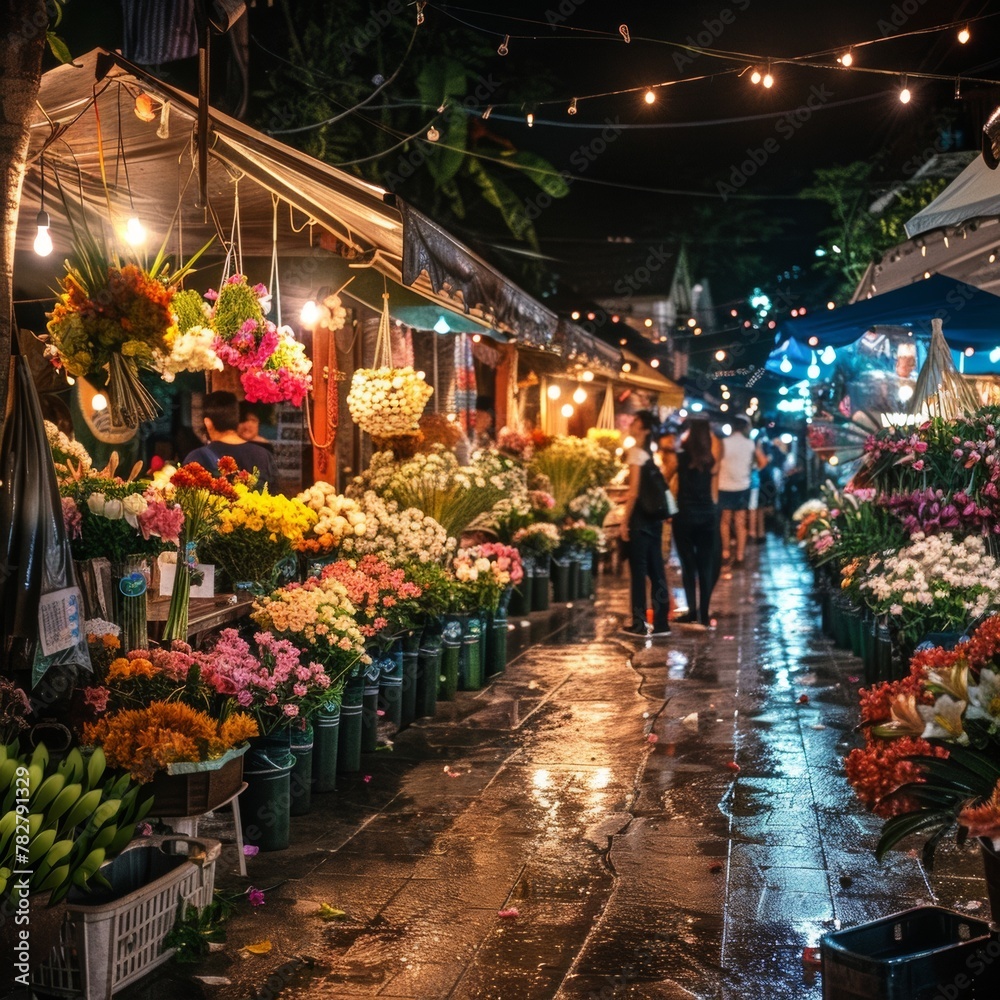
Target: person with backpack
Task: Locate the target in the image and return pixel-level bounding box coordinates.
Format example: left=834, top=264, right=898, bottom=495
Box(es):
left=619, top=410, right=671, bottom=638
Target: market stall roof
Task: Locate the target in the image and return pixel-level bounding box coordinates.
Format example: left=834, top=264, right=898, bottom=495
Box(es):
left=905, top=155, right=1000, bottom=238
left=14, top=49, right=612, bottom=362
left=783, top=274, right=1000, bottom=349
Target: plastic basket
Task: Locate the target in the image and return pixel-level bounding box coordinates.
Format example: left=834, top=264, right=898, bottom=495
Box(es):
left=33, top=836, right=220, bottom=1000
left=821, top=905, right=998, bottom=1000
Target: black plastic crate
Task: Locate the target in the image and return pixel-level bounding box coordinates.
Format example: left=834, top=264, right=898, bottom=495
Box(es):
left=822, top=905, right=1000, bottom=1000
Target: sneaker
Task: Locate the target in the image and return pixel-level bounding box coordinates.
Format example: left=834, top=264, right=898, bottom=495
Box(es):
left=620, top=624, right=649, bottom=638
left=672, top=612, right=698, bottom=624
left=649, top=626, right=672, bottom=638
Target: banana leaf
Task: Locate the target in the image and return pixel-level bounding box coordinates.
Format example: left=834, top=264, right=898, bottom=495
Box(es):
left=0, top=357, right=90, bottom=689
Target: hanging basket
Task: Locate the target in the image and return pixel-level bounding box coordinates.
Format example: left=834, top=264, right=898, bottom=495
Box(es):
left=347, top=291, right=432, bottom=437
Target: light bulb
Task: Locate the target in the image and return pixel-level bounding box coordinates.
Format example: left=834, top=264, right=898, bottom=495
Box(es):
left=779, top=386, right=788, bottom=396
left=722, top=391, right=730, bottom=399
left=571, top=310, right=581, bottom=320
left=434, top=316, right=450, bottom=334
left=472, top=334, right=481, bottom=343
left=820, top=346, right=837, bottom=365
left=714, top=350, right=726, bottom=361
left=691, top=402, right=703, bottom=412
left=965, top=346, right=975, bottom=357
left=763, top=72, right=774, bottom=89
left=92, top=393, right=108, bottom=412
left=33, top=211, right=52, bottom=256
left=547, top=384, right=561, bottom=400
left=829, top=455, right=839, bottom=467
left=568, top=98, right=578, bottom=115
left=779, top=357, right=792, bottom=373
left=958, top=26, right=970, bottom=44
left=687, top=317, right=697, bottom=327
left=722, top=423, right=732, bottom=436
left=899, top=86, right=911, bottom=104
left=808, top=336, right=819, bottom=347
left=750, top=69, right=761, bottom=85
left=990, top=251, right=998, bottom=264
left=650, top=358, right=659, bottom=368
left=720, top=403, right=729, bottom=412
left=898, top=384, right=914, bottom=402
left=644, top=318, right=653, bottom=327
left=561, top=403, right=574, bottom=418
left=526, top=112, right=534, bottom=127
left=621, top=363, right=632, bottom=373
left=827, top=300, right=836, bottom=310
left=644, top=89, right=655, bottom=104
left=992, top=347, right=1000, bottom=364
left=839, top=50, right=853, bottom=66
left=125, top=215, right=147, bottom=245
left=427, top=126, right=440, bottom=141
left=573, top=387, right=586, bottom=404
left=300, top=300, right=320, bottom=328
left=581, top=370, right=594, bottom=382
left=807, top=363, right=821, bottom=379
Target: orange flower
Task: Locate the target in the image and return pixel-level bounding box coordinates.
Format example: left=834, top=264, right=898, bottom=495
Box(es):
left=959, top=782, right=1000, bottom=845
left=220, top=713, right=259, bottom=745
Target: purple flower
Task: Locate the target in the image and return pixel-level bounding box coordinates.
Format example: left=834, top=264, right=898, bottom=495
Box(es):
left=247, top=886, right=266, bottom=907
left=243, top=845, right=259, bottom=857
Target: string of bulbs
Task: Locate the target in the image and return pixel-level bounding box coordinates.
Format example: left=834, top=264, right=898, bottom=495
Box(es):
left=415, top=5, right=997, bottom=119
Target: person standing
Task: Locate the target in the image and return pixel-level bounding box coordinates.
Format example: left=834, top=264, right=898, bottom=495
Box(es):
left=717, top=417, right=764, bottom=568
left=664, top=418, right=720, bottom=629
left=619, top=411, right=671, bottom=638
left=184, top=391, right=279, bottom=492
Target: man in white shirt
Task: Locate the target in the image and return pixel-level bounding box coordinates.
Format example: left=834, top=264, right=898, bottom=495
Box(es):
left=717, top=417, right=763, bottom=568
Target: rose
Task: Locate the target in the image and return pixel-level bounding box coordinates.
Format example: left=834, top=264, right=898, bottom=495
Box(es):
left=122, top=492, right=148, bottom=527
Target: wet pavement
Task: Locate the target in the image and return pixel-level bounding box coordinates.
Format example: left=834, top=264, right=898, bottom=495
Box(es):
left=119, top=538, right=986, bottom=1000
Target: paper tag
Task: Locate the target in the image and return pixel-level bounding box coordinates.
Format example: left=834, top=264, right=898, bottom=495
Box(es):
left=38, top=587, right=84, bottom=656
left=158, top=557, right=215, bottom=598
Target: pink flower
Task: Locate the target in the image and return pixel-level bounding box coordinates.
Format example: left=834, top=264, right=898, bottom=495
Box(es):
left=283, top=703, right=299, bottom=717
left=243, top=845, right=260, bottom=857
left=83, top=686, right=110, bottom=713
left=247, top=886, right=266, bottom=907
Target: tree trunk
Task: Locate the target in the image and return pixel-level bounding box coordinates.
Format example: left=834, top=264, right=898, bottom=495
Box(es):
left=0, top=0, right=48, bottom=415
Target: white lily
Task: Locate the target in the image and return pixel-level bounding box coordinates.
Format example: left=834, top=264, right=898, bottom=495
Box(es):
left=917, top=694, right=969, bottom=744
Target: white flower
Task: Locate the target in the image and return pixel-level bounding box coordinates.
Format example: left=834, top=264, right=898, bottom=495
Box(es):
left=87, top=492, right=108, bottom=516
left=121, top=492, right=148, bottom=528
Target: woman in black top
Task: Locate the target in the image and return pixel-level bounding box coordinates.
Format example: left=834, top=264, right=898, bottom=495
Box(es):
left=665, top=418, right=720, bottom=629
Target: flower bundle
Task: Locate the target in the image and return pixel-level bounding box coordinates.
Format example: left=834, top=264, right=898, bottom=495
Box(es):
left=251, top=578, right=369, bottom=680
left=82, top=700, right=259, bottom=782
left=858, top=532, right=1000, bottom=645
left=240, top=327, right=312, bottom=406
left=496, top=426, right=535, bottom=462
left=347, top=366, right=433, bottom=437
left=202, top=629, right=337, bottom=733
left=201, top=485, right=316, bottom=587
left=156, top=288, right=224, bottom=382
left=567, top=487, right=612, bottom=527
left=319, top=556, right=423, bottom=638
left=339, top=490, right=455, bottom=565
left=844, top=616, right=1000, bottom=859
left=559, top=519, right=604, bottom=552
left=45, top=419, right=92, bottom=481
left=61, top=474, right=183, bottom=562
left=881, top=487, right=1000, bottom=538
left=529, top=436, right=620, bottom=518
left=451, top=543, right=523, bottom=613
left=488, top=494, right=534, bottom=544
left=294, top=482, right=367, bottom=555
left=513, top=522, right=561, bottom=558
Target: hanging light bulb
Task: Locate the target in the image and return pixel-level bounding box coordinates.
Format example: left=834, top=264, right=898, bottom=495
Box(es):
left=561, top=403, right=574, bottom=418
left=125, top=215, right=146, bottom=246
left=779, top=385, right=788, bottom=396
left=482, top=105, right=493, bottom=120
left=426, top=125, right=440, bottom=141
left=644, top=89, right=656, bottom=104
left=820, top=346, right=837, bottom=365
left=720, top=402, right=729, bottom=412
left=621, top=362, right=632, bottom=373
left=300, top=300, right=321, bottom=328
left=958, top=25, right=971, bottom=44
left=750, top=68, right=762, bottom=85
left=650, top=358, right=659, bottom=368
left=714, top=349, right=726, bottom=361
left=497, top=34, right=509, bottom=56
left=34, top=210, right=52, bottom=256
left=839, top=49, right=853, bottom=67
left=898, top=384, right=914, bottom=402
left=572, top=386, right=586, bottom=404
left=571, top=310, right=581, bottom=320
left=547, top=384, right=561, bottom=400
left=807, top=363, right=821, bottom=379
left=433, top=316, right=450, bottom=334
left=762, top=64, right=774, bottom=89
left=568, top=97, right=578, bottom=115
left=899, top=76, right=911, bottom=103
left=526, top=112, right=535, bottom=128
left=92, top=393, right=108, bottom=412
left=991, top=250, right=998, bottom=264
left=779, top=357, right=793, bottom=374
left=581, top=370, right=594, bottom=382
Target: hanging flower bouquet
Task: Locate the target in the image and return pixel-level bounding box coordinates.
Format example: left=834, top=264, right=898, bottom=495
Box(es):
left=200, top=486, right=316, bottom=591
left=347, top=366, right=433, bottom=438
left=294, top=484, right=367, bottom=558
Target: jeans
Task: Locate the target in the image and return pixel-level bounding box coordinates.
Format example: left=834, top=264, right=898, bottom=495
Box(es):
left=673, top=506, right=720, bottom=625
left=627, top=516, right=670, bottom=630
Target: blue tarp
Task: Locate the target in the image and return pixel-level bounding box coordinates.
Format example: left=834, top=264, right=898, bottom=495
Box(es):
left=782, top=274, right=1000, bottom=350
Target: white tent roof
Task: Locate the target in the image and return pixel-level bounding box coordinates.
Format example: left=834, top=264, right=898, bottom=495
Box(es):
left=905, top=154, right=1000, bottom=238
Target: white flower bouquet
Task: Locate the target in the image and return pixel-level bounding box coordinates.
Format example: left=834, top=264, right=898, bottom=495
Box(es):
left=295, top=482, right=368, bottom=555
left=347, top=366, right=433, bottom=438
left=339, top=490, right=456, bottom=565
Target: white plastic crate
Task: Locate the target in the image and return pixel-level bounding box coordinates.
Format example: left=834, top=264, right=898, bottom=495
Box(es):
left=33, top=836, right=220, bottom=1000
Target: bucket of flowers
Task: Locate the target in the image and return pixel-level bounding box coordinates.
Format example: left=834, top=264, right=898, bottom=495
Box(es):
left=294, top=482, right=367, bottom=575
left=512, top=522, right=561, bottom=612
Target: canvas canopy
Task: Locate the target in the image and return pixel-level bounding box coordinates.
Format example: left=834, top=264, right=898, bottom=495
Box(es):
left=906, top=154, right=1000, bottom=238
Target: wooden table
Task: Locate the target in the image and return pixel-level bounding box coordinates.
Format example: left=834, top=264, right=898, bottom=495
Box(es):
left=146, top=593, right=256, bottom=643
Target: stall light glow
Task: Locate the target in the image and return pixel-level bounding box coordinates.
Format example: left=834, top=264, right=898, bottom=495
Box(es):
left=779, top=357, right=793, bottom=374
left=779, top=386, right=788, bottom=396
left=694, top=327, right=702, bottom=335
left=827, top=300, right=836, bottom=310
left=767, top=320, right=776, bottom=329
left=714, top=350, right=726, bottom=361
left=426, top=126, right=440, bottom=142
left=958, top=25, right=970, bottom=43
left=780, top=433, right=793, bottom=444
left=546, top=384, right=561, bottom=400
left=808, top=336, right=819, bottom=347
left=619, top=338, right=627, bottom=346
left=611, top=314, right=620, bottom=323
left=125, top=216, right=147, bottom=246
left=621, top=362, right=632, bottom=373
left=300, top=300, right=321, bottom=328
left=750, top=397, right=759, bottom=405
left=831, top=245, right=842, bottom=254
left=829, top=455, right=840, bottom=466
left=571, top=310, right=581, bottom=320
left=644, top=318, right=653, bottom=328
left=92, top=393, right=108, bottom=412
left=581, top=370, right=594, bottom=382
left=434, top=316, right=450, bottom=334
left=839, top=49, right=853, bottom=66
left=623, top=435, right=636, bottom=449
left=965, top=346, right=975, bottom=357
left=750, top=68, right=762, bottom=84
left=991, top=347, right=1000, bottom=363
left=722, top=391, right=730, bottom=400
left=722, top=423, right=733, bottom=435
left=899, top=83, right=911, bottom=104
left=762, top=71, right=773, bottom=89
left=33, top=211, right=52, bottom=256
left=687, top=318, right=697, bottom=327
left=65, top=375, right=75, bottom=386
left=644, top=89, right=656, bottom=104
left=898, top=384, right=914, bottom=402
left=691, top=402, right=703, bottom=412
left=472, top=334, right=481, bottom=343
left=720, top=402, right=729, bottom=412
left=807, top=363, right=821, bottom=379
left=561, top=403, right=574, bottom=418
left=791, top=308, right=798, bottom=318
left=820, top=346, right=837, bottom=365
left=679, top=408, right=688, bottom=418
left=650, top=358, right=660, bottom=368
left=587, top=312, right=596, bottom=320
left=573, top=386, right=587, bottom=404
left=720, top=385, right=728, bottom=392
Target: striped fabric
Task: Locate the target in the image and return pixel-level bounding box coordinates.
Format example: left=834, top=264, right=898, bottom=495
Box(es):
left=121, top=0, right=199, bottom=65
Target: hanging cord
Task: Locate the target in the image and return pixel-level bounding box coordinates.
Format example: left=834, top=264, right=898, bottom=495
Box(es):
left=373, top=284, right=394, bottom=370
left=221, top=177, right=243, bottom=282
left=597, top=383, right=616, bottom=431
left=269, top=193, right=281, bottom=324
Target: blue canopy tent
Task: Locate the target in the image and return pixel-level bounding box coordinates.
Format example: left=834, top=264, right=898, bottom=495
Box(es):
left=781, top=275, right=1000, bottom=374
left=765, top=337, right=838, bottom=382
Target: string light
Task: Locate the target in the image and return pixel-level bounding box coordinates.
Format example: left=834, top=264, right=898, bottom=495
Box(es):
left=568, top=97, right=577, bottom=115
left=125, top=216, right=146, bottom=246
left=426, top=125, right=440, bottom=141
left=561, top=403, right=575, bottom=418
left=621, top=362, right=632, bottom=373
left=958, top=25, right=970, bottom=44
left=644, top=89, right=656, bottom=104
left=573, top=386, right=587, bottom=404
left=763, top=64, right=774, bottom=89
left=482, top=105, right=492, bottom=120
left=839, top=49, right=853, bottom=66
left=650, top=358, right=660, bottom=368
left=497, top=34, right=509, bottom=56
left=571, top=310, right=581, bottom=320
left=644, top=318, right=653, bottom=327
left=416, top=1, right=426, bottom=25
left=899, top=76, right=911, bottom=103
left=714, top=349, right=726, bottom=361
left=547, top=384, right=561, bottom=400
left=750, top=68, right=762, bottom=85
left=990, top=250, right=998, bottom=264
left=581, top=370, right=594, bottom=382
left=33, top=156, right=52, bottom=257
left=526, top=112, right=534, bottom=127
left=827, top=301, right=836, bottom=310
